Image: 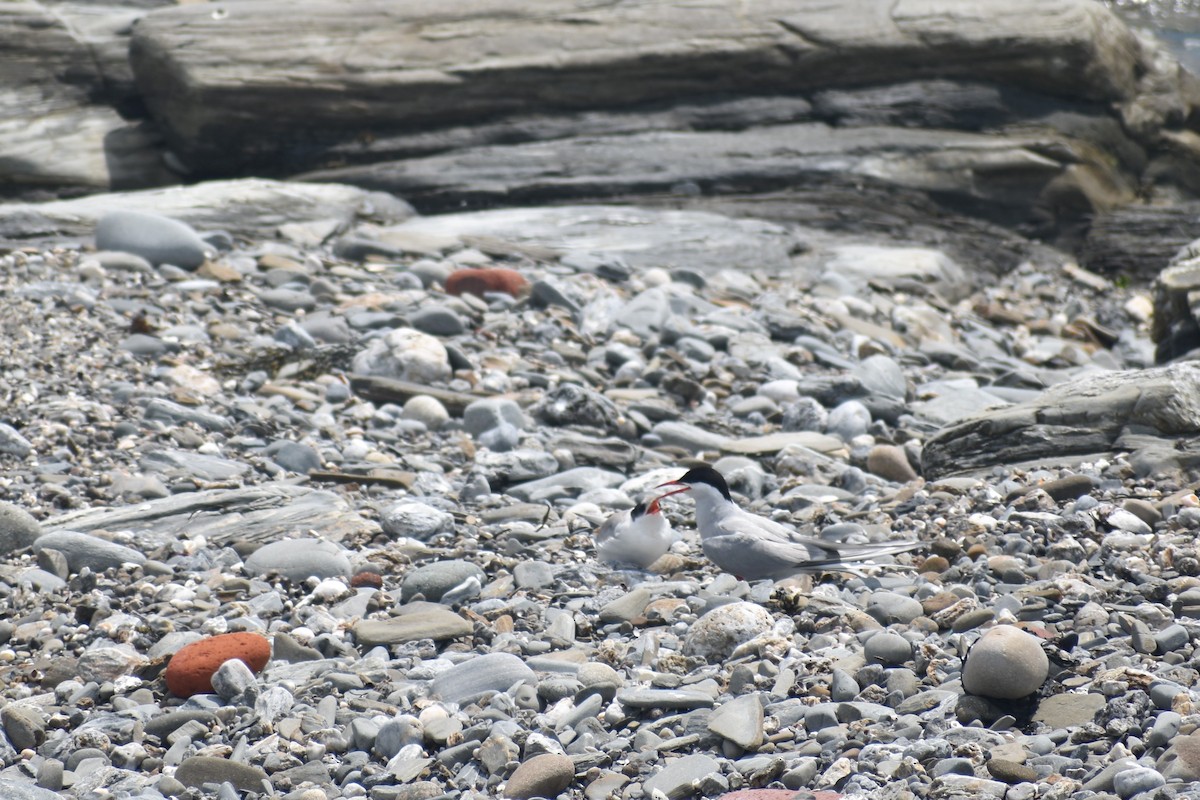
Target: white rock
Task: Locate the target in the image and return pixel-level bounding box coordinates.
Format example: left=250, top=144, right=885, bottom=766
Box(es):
left=381, top=501, right=454, bottom=540
left=684, top=602, right=774, bottom=661
left=352, top=328, right=450, bottom=384
left=401, top=395, right=450, bottom=428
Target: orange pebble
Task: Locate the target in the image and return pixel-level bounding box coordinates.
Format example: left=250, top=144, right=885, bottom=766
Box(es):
left=165, top=632, right=271, bottom=698
left=444, top=268, right=528, bottom=298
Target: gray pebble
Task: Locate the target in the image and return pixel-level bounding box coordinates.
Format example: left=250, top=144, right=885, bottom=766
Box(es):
left=243, top=539, right=351, bottom=581
left=95, top=210, right=212, bottom=269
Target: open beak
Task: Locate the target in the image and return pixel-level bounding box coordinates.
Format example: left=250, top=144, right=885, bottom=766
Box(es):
left=653, top=481, right=692, bottom=504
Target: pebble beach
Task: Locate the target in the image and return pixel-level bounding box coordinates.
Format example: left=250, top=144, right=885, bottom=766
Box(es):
left=0, top=195, right=1194, bottom=800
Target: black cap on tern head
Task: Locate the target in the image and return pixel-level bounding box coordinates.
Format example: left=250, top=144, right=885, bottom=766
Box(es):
left=630, top=501, right=649, bottom=519
left=676, top=466, right=731, bottom=501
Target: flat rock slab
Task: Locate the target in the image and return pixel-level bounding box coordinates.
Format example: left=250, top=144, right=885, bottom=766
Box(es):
left=0, top=179, right=409, bottom=245
left=128, top=0, right=1146, bottom=177
left=41, top=484, right=378, bottom=549
left=355, top=604, right=473, bottom=646
left=355, top=205, right=799, bottom=275
left=922, top=363, right=1200, bottom=478
left=309, top=123, right=1101, bottom=225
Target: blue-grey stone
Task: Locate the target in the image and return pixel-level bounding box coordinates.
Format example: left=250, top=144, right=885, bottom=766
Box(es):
left=1112, top=765, right=1165, bottom=799
left=432, top=653, right=535, bottom=704
left=34, top=531, right=146, bottom=572
left=865, top=632, right=913, bottom=665
left=264, top=441, right=322, bottom=474
left=409, top=306, right=466, bottom=336
left=463, top=398, right=527, bottom=437
left=243, top=539, right=351, bottom=581
left=0, top=504, right=40, bottom=554
left=826, top=400, right=872, bottom=441
left=401, top=560, right=485, bottom=603
left=95, top=210, right=212, bottom=269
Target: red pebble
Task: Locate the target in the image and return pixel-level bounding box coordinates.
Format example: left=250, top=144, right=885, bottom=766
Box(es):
left=444, top=268, right=529, bottom=298
left=165, top=632, right=272, bottom=698
left=350, top=571, right=383, bottom=589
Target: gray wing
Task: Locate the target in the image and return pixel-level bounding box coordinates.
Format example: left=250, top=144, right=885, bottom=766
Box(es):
left=594, top=510, right=631, bottom=546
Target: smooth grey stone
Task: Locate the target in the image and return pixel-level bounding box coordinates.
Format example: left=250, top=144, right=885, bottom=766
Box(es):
left=379, top=500, right=453, bottom=539
left=504, top=753, right=575, bottom=800
left=325, top=382, right=352, bottom=403
left=401, top=560, right=485, bottom=603
left=263, top=440, right=322, bottom=474
left=866, top=591, right=925, bottom=625
left=272, top=632, right=323, bottom=663
left=474, top=449, right=559, bottom=483
left=118, top=333, right=172, bottom=357
left=0, top=503, right=41, bottom=554
left=478, top=421, right=521, bottom=452
left=210, top=658, right=258, bottom=703
left=707, top=693, right=764, bottom=749
left=143, top=711, right=217, bottom=741
left=0, top=424, right=33, bottom=458
left=865, top=632, right=912, bottom=666
left=273, top=321, right=317, bottom=350
left=374, top=716, right=422, bottom=759
left=2, top=705, right=45, bottom=751
left=258, top=287, right=317, bottom=312
left=830, top=668, right=860, bottom=702
left=95, top=210, right=211, bottom=269
left=143, top=398, right=231, bottom=432
left=463, top=398, right=527, bottom=437
left=174, top=756, right=269, bottom=793
left=932, top=757, right=975, bottom=777
left=300, top=316, right=354, bottom=344
left=642, top=754, right=721, bottom=800
left=431, top=652, right=535, bottom=704
left=243, top=539, right=351, bottom=581
left=854, top=354, right=907, bottom=400
left=651, top=420, right=728, bottom=452
left=65, top=748, right=108, bottom=771
left=409, top=305, right=466, bottom=336
left=826, top=399, right=872, bottom=441
left=1147, top=711, right=1182, bottom=748
left=1155, top=623, right=1190, bottom=654
left=33, top=530, right=146, bottom=572
left=1112, top=765, right=1165, bottom=798
left=36, top=759, right=63, bottom=791
left=355, top=603, right=473, bottom=646
left=1150, top=680, right=1185, bottom=709
left=513, top=561, right=555, bottom=590
left=962, top=625, right=1049, bottom=700
left=530, top=278, right=581, bottom=314
left=616, top=689, right=715, bottom=710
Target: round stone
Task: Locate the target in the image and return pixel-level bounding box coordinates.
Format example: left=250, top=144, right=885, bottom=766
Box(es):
left=243, top=539, right=352, bottom=581
left=95, top=210, right=212, bottom=269
left=683, top=602, right=774, bottom=661
left=502, top=753, right=574, bottom=800
left=352, top=328, right=451, bottom=384
left=0, top=504, right=41, bottom=555
left=401, top=560, right=485, bottom=603
left=864, top=631, right=913, bottom=665
left=401, top=395, right=450, bottom=429
left=961, top=625, right=1049, bottom=700
left=380, top=501, right=454, bottom=540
